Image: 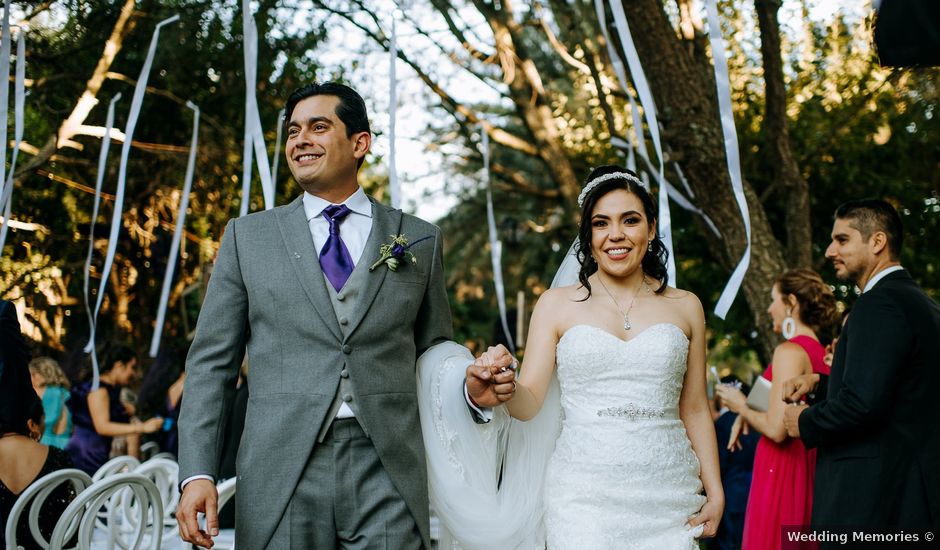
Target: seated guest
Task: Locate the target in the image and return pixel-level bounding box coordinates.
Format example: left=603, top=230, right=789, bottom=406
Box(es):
left=65, top=344, right=163, bottom=475
left=0, top=301, right=76, bottom=550
left=29, top=357, right=72, bottom=449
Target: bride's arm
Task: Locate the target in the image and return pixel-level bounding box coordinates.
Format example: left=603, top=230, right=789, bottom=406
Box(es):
left=678, top=293, right=724, bottom=535
left=505, top=290, right=561, bottom=421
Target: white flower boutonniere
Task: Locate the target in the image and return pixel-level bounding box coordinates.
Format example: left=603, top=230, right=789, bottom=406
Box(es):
left=369, top=234, right=432, bottom=272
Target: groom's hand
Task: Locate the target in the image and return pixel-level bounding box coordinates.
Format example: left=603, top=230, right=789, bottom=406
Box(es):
left=177, top=478, right=219, bottom=548
left=466, top=345, right=517, bottom=408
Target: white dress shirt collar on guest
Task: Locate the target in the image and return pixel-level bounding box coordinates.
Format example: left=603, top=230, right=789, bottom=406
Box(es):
left=863, top=265, right=904, bottom=293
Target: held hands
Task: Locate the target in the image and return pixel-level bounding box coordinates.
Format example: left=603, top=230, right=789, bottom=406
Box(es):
left=177, top=479, right=219, bottom=548
left=688, top=498, right=723, bottom=539
left=782, top=373, right=820, bottom=403
left=466, top=344, right=517, bottom=408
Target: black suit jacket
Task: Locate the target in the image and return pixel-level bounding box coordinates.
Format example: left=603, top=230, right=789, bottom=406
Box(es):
left=799, top=270, right=940, bottom=530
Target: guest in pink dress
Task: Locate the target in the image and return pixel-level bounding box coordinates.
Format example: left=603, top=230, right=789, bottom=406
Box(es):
left=716, top=269, right=840, bottom=550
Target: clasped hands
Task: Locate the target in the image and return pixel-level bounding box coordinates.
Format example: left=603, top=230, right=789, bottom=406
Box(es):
left=465, top=344, right=517, bottom=408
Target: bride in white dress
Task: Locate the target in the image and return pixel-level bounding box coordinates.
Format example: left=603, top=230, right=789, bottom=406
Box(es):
left=417, top=166, right=723, bottom=549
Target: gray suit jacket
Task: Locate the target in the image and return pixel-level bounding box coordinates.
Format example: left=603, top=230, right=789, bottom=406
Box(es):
left=178, top=194, right=453, bottom=549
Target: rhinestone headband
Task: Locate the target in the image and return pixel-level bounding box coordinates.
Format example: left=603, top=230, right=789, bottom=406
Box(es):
left=577, top=172, right=645, bottom=207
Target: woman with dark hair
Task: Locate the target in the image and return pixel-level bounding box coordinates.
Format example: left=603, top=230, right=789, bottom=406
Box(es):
left=716, top=268, right=839, bottom=550
left=65, top=343, right=163, bottom=475
left=137, top=345, right=186, bottom=456
left=464, top=166, right=724, bottom=548
left=0, top=300, right=76, bottom=549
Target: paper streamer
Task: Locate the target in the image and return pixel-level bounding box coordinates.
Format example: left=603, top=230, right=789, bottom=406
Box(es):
left=705, top=0, right=751, bottom=319
left=0, top=5, right=11, bottom=213
left=270, top=107, right=285, bottom=192
left=240, top=0, right=274, bottom=216
left=149, top=102, right=199, bottom=357
left=0, top=29, right=25, bottom=252
left=600, top=0, right=677, bottom=285
left=482, top=130, right=515, bottom=354
left=82, top=93, right=122, bottom=381
left=388, top=14, right=401, bottom=209
left=84, top=15, right=179, bottom=388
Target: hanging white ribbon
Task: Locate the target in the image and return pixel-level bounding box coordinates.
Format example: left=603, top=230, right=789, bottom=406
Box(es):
left=0, top=28, right=25, bottom=252
left=149, top=102, right=199, bottom=358
left=388, top=13, right=401, bottom=209
left=84, top=15, right=179, bottom=388
left=270, top=107, right=285, bottom=192
left=240, top=0, right=274, bottom=216
left=0, top=5, right=11, bottom=214
left=705, top=0, right=751, bottom=319
left=82, top=93, right=121, bottom=384
left=598, top=0, right=677, bottom=285
left=482, top=130, right=515, bottom=354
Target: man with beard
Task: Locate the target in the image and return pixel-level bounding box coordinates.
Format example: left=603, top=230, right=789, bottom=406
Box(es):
left=783, top=199, right=940, bottom=541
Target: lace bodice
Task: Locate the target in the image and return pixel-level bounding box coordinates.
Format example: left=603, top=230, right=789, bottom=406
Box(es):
left=555, top=323, right=689, bottom=421
left=544, top=322, right=705, bottom=550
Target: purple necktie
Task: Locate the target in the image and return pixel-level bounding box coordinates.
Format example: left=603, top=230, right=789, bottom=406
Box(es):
left=319, top=204, right=354, bottom=292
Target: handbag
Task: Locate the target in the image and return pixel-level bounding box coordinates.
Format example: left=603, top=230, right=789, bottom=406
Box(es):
left=745, top=376, right=772, bottom=412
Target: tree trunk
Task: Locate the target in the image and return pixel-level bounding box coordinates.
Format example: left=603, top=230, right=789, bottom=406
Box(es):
left=755, top=0, right=812, bottom=267
left=614, top=0, right=787, bottom=361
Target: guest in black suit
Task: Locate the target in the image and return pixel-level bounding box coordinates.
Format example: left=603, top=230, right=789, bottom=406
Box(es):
left=783, top=199, right=940, bottom=536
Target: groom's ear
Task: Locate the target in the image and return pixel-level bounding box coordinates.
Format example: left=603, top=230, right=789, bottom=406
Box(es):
left=352, top=131, right=371, bottom=159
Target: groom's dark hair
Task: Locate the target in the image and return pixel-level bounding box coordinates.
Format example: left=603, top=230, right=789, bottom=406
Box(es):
left=284, top=82, right=371, bottom=168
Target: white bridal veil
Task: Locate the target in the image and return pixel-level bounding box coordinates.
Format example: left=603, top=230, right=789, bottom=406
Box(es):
left=415, top=240, right=580, bottom=549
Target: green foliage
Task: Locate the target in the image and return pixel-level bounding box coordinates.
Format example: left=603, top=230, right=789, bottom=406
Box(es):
left=2, top=0, right=328, bottom=367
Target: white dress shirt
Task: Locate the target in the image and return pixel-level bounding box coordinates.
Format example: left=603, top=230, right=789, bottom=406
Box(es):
left=303, top=187, right=373, bottom=419
left=862, top=265, right=904, bottom=293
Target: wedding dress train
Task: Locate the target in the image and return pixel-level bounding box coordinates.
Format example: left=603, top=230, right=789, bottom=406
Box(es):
left=417, top=321, right=705, bottom=549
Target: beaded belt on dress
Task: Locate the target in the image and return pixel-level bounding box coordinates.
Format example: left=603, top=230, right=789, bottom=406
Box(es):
left=596, top=403, right=674, bottom=420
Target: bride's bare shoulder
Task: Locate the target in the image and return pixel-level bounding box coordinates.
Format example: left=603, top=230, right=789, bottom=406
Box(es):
left=658, top=286, right=705, bottom=319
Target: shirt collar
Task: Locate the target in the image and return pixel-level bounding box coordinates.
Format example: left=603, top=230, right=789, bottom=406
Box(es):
left=302, top=187, right=372, bottom=222
left=862, top=265, right=904, bottom=293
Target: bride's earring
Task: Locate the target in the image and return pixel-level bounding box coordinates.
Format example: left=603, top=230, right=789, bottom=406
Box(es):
left=782, top=308, right=797, bottom=340
left=647, top=241, right=653, bottom=252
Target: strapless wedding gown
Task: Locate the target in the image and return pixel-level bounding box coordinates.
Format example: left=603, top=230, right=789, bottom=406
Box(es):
left=543, top=323, right=706, bottom=550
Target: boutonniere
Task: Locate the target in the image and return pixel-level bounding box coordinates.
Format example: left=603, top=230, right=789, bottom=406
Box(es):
left=369, top=234, right=433, bottom=272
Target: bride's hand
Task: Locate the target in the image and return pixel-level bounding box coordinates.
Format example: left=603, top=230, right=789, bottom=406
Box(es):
left=466, top=345, right=517, bottom=407
left=688, top=498, right=723, bottom=539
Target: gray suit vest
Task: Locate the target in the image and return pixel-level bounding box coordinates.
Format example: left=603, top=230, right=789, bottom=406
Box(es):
left=316, top=259, right=370, bottom=442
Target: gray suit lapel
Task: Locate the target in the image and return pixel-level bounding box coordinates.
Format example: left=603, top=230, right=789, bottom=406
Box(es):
left=275, top=195, right=343, bottom=342
left=344, top=197, right=402, bottom=339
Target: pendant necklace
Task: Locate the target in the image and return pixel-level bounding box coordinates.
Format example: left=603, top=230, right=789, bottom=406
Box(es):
left=597, top=274, right=649, bottom=331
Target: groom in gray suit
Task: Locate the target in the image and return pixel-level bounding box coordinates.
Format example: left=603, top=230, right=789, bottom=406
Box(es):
left=176, top=82, right=513, bottom=549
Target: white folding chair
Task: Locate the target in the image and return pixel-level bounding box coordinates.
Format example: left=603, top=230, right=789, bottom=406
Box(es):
left=92, top=456, right=140, bottom=482
left=132, top=458, right=179, bottom=533
left=138, top=442, right=159, bottom=461
left=4, top=468, right=91, bottom=550
left=147, top=452, right=176, bottom=462
left=49, top=473, right=163, bottom=550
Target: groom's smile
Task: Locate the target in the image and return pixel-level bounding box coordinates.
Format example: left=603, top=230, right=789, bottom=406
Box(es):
left=285, top=94, right=370, bottom=201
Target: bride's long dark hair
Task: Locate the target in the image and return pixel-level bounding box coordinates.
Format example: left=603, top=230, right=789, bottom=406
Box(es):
left=576, top=166, right=669, bottom=297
